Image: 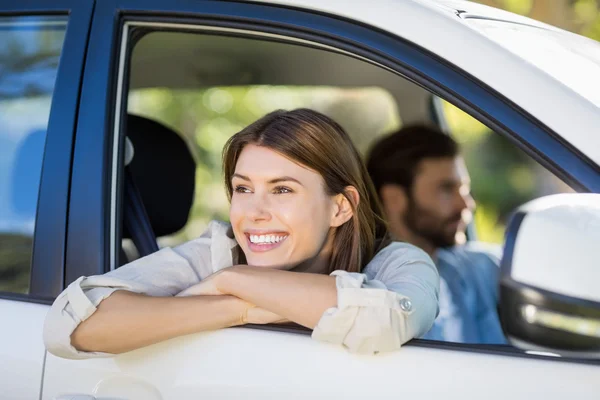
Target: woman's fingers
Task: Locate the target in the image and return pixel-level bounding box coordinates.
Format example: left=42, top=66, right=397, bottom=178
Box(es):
left=176, top=269, right=233, bottom=297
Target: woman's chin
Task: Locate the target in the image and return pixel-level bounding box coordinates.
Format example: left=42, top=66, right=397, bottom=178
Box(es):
left=244, top=256, right=294, bottom=270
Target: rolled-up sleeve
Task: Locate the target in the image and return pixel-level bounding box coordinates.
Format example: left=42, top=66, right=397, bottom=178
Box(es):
left=43, top=234, right=218, bottom=359
left=312, top=242, right=439, bottom=354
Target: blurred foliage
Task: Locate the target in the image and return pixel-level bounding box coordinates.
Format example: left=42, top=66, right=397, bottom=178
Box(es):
left=576, top=0, right=600, bottom=41
left=475, top=0, right=600, bottom=41
left=0, top=234, right=31, bottom=294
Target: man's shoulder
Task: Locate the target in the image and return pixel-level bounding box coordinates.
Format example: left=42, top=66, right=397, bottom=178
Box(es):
left=439, top=242, right=502, bottom=263
left=437, top=242, right=502, bottom=277
left=437, top=242, right=502, bottom=294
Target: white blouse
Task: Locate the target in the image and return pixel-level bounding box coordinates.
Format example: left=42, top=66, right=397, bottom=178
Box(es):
left=43, top=220, right=439, bottom=358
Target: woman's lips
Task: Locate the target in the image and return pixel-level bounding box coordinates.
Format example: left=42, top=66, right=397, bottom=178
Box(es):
left=245, top=233, right=288, bottom=253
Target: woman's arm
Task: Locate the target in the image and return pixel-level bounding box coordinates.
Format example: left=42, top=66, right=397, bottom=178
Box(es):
left=44, top=224, right=238, bottom=359
left=193, top=242, right=439, bottom=354
left=216, top=267, right=337, bottom=329
left=70, top=291, right=249, bottom=354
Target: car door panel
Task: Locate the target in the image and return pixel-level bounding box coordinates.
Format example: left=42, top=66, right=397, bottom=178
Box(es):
left=0, top=301, right=49, bottom=400
left=42, top=327, right=599, bottom=399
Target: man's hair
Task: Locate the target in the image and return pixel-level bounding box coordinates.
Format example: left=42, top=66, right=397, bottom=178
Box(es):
left=366, top=125, right=459, bottom=195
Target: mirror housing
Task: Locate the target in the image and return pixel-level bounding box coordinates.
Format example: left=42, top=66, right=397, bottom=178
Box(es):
left=500, top=193, right=600, bottom=358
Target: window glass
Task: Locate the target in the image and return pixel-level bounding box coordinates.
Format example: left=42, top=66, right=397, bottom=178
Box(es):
left=441, top=99, right=573, bottom=244
left=0, top=16, right=67, bottom=294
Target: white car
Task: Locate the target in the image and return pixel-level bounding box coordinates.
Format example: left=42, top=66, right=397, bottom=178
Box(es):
left=1, top=0, right=599, bottom=399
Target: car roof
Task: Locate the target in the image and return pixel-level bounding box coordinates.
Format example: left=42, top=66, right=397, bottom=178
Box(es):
left=254, top=0, right=600, bottom=166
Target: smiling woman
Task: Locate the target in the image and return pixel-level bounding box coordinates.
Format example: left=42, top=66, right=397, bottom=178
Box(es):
left=43, top=109, right=439, bottom=357
left=224, top=109, right=384, bottom=274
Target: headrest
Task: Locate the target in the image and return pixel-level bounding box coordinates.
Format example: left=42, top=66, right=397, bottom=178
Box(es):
left=124, top=115, right=195, bottom=237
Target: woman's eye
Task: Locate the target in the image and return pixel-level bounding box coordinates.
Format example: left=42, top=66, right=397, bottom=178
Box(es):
left=273, top=186, right=293, bottom=194
left=234, top=185, right=251, bottom=194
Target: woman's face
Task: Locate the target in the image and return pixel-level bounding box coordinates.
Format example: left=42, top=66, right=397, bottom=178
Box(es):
left=229, top=144, right=337, bottom=270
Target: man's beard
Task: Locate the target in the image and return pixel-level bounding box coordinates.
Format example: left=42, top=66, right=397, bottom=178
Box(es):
left=403, top=198, right=464, bottom=249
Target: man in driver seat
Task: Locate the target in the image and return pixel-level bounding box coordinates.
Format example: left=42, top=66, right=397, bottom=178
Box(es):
left=366, top=125, right=506, bottom=344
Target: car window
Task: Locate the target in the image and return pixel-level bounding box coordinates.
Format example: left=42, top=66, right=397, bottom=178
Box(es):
left=110, top=22, right=577, bottom=348
left=0, top=16, right=67, bottom=294
left=118, top=29, right=407, bottom=259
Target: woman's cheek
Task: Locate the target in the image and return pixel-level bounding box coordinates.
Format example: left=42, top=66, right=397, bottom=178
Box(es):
left=228, top=200, right=240, bottom=221
left=272, top=198, right=302, bottom=226
left=282, top=195, right=324, bottom=232
left=228, top=199, right=247, bottom=236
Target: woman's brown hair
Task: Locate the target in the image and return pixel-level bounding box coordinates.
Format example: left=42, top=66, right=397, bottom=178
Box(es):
left=223, top=109, right=389, bottom=273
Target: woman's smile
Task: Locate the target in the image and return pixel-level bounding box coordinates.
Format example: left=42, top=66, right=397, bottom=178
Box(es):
left=245, top=231, right=289, bottom=252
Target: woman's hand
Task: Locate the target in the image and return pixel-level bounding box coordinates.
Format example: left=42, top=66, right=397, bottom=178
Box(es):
left=176, top=268, right=290, bottom=324
left=176, top=269, right=230, bottom=297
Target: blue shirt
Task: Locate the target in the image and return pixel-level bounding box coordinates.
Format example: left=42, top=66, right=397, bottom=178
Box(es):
left=421, top=242, right=507, bottom=344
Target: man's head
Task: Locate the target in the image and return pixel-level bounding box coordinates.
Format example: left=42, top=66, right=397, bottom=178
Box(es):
left=367, top=125, right=475, bottom=253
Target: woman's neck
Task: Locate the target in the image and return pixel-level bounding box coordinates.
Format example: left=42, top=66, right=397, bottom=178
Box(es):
left=292, top=231, right=334, bottom=274
left=292, top=254, right=330, bottom=274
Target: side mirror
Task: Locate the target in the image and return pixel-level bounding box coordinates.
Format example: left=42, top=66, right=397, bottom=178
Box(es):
left=500, top=193, right=600, bottom=358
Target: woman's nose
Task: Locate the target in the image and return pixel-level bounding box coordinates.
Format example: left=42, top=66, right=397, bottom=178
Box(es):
left=245, top=193, right=272, bottom=222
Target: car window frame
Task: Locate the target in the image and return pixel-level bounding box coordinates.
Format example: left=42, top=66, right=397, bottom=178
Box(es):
left=0, top=0, right=94, bottom=303
left=65, top=0, right=600, bottom=365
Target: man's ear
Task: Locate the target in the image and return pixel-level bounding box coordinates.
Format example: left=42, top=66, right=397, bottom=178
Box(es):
left=380, top=184, right=408, bottom=218
left=330, top=186, right=359, bottom=228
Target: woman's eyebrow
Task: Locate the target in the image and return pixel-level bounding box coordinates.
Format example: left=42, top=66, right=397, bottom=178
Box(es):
left=232, top=173, right=250, bottom=181
left=268, top=176, right=304, bottom=186
left=232, top=173, right=303, bottom=186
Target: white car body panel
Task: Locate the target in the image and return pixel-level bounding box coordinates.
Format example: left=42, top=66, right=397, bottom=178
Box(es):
left=0, top=300, right=48, bottom=400
left=256, top=0, right=600, bottom=165
left=42, top=327, right=599, bottom=400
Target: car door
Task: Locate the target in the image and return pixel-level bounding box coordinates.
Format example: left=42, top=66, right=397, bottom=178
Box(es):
left=41, top=1, right=599, bottom=399
left=0, top=1, right=93, bottom=399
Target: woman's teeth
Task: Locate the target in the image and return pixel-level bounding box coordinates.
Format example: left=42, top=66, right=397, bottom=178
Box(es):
left=249, top=234, right=287, bottom=244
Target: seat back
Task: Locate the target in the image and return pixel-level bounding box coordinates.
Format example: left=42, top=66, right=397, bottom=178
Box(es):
left=122, top=115, right=196, bottom=259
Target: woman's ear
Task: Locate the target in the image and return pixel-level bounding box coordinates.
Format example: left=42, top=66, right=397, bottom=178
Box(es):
left=330, top=186, right=359, bottom=228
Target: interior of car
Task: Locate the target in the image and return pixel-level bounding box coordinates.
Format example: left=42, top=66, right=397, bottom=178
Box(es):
left=120, top=29, right=443, bottom=256
left=129, top=31, right=434, bottom=125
